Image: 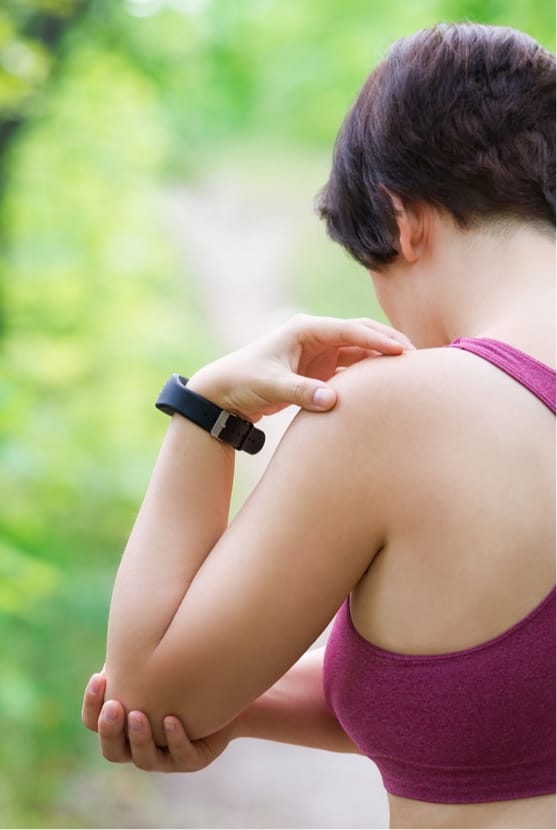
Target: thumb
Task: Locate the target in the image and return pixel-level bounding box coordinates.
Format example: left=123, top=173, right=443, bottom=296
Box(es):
left=311, top=385, right=337, bottom=411
left=283, top=374, right=337, bottom=411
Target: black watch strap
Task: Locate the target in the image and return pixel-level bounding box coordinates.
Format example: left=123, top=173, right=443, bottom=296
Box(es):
left=155, top=374, right=265, bottom=455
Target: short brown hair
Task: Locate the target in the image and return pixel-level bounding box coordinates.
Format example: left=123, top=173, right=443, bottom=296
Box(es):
left=318, top=24, right=556, bottom=270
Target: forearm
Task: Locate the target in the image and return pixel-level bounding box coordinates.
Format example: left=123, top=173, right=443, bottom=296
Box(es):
left=234, top=647, right=361, bottom=755
left=105, top=411, right=234, bottom=714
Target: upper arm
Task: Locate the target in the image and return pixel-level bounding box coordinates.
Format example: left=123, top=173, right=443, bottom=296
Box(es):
left=112, top=356, right=407, bottom=739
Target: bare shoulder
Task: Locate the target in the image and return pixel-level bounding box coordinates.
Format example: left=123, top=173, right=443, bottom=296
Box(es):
left=283, top=344, right=532, bottom=484
left=276, top=341, right=548, bottom=494
left=260, top=350, right=452, bottom=533
left=274, top=347, right=462, bottom=493
left=317, top=342, right=543, bottom=437
left=309, top=347, right=465, bottom=440
left=329, top=347, right=453, bottom=405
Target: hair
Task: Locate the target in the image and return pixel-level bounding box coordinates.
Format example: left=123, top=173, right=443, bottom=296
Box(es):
left=317, top=23, right=556, bottom=271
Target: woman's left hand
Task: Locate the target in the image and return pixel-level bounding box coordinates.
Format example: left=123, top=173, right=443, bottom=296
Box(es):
left=82, top=672, right=236, bottom=772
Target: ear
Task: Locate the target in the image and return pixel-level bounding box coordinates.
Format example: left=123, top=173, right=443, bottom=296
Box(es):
left=389, top=194, right=425, bottom=264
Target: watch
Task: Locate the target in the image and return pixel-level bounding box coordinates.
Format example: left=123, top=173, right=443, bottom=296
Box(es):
left=155, top=374, right=265, bottom=455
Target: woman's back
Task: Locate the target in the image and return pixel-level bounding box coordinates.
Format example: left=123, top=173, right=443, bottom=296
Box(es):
left=351, top=339, right=555, bottom=654
left=326, top=337, right=555, bottom=828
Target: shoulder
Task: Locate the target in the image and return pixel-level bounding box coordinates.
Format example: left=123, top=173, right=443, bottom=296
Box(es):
left=292, top=347, right=465, bottom=448
left=271, top=347, right=465, bottom=502
left=333, top=344, right=476, bottom=400
left=331, top=347, right=450, bottom=405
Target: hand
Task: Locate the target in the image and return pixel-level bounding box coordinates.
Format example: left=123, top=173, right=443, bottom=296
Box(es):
left=187, top=314, right=414, bottom=421
left=82, top=672, right=235, bottom=772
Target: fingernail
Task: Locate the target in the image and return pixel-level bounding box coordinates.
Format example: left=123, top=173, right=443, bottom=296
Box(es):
left=164, top=716, right=176, bottom=732
left=103, top=702, right=119, bottom=723
left=87, top=676, right=101, bottom=695
left=128, top=712, right=143, bottom=732
left=312, top=387, right=335, bottom=409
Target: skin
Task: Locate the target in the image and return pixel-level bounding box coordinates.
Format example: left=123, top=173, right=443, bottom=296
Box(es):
left=82, top=202, right=555, bottom=829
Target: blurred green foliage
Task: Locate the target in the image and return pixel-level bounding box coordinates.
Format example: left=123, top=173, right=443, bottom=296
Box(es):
left=0, top=0, right=554, bottom=826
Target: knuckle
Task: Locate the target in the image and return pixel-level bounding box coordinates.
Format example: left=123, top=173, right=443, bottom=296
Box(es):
left=291, top=378, right=307, bottom=404
left=98, top=722, right=115, bottom=740
left=100, top=744, right=121, bottom=764
left=289, top=312, right=308, bottom=330
left=169, top=751, right=187, bottom=770
left=129, top=731, right=148, bottom=748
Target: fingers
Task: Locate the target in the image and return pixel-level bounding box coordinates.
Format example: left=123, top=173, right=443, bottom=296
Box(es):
left=127, top=713, right=223, bottom=773
left=98, top=700, right=131, bottom=763
left=83, top=673, right=133, bottom=765
left=336, top=346, right=380, bottom=367
left=126, top=710, right=165, bottom=771
left=82, top=673, right=107, bottom=732
left=323, top=316, right=414, bottom=350
left=191, top=313, right=413, bottom=421
left=163, top=716, right=200, bottom=770
left=127, top=712, right=196, bottom=772
left=269, top=372, right=338, bottom=412
left=87, top=689, right=199, bottom=772
left=299, top=315, right=413, bottom=352
left=353, top=317, right=415, bottom=351
left=272, top=316, right=412, bottom=412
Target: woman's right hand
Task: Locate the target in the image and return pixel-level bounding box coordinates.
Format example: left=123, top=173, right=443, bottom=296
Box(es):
left=82, top=672, right=236, bottom=772
left=186, top=314, right=414, bottom=422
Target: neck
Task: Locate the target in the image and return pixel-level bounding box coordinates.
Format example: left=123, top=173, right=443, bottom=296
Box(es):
left=431, top=221, right=556, bottom=361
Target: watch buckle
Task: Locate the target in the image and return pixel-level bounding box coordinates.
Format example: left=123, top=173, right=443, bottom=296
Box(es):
left=210, top=410, right=231, bottom=439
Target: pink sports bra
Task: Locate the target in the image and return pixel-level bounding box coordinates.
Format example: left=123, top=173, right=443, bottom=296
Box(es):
left=323, top=338, right=556, bottom=804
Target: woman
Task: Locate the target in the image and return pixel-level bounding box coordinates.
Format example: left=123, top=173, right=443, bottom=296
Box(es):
left=82, top=23, right=556, bottom=829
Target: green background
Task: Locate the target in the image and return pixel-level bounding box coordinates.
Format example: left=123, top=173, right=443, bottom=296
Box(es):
left=0, top=1, right=553, bottom=826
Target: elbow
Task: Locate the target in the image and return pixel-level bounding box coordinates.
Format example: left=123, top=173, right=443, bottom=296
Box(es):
left=104, top=655, right=232, bottom=745
left=104, top=654, right=172, bottom=746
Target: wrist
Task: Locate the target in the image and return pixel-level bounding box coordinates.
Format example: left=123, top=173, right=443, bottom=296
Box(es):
left=186, top=367, right=223, bottom=401
left=187, top=364, right=236, bottom=414
left=187, top=362, right=259, bottom=424
left=229, top=700, right=258, bottom=741
left=156, top=374, right=265, bottom=455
